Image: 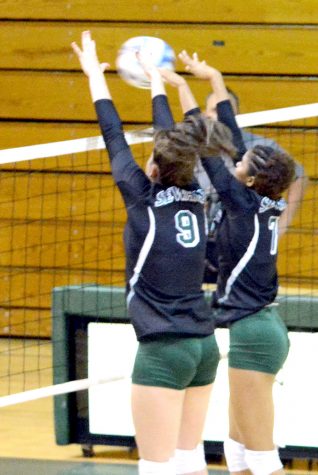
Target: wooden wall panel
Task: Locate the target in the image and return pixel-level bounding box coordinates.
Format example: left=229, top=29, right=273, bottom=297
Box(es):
left=1, top=22, right=318, bottom=75
left=0, top=121, right=150, bottom=153
left=0, top=308, right=51, bottom=337
left=0, top=71, right=317, bottom=123
left=0, top=173, right=125, bottom=221
left=287, top=183, right=318, bottom=229
left=0, top=148, right=111, bottom=173
left=278, top=231, right=318, bottom=279
left=0, top=269, right=125, bottom=309
left=0, top=222, right=125, bottom=270
left=0, top=122, right=100, bottom=150
left=0, top=0, right=317, bottom=24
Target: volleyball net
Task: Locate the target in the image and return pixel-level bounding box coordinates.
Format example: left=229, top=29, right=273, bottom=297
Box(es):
left=0, top=102, right=317, bottom=410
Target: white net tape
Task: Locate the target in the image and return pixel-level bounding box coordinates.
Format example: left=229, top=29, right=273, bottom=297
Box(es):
left=0, top=102, right=317, bottom=164
left=0, top=375, right=128, bottom=408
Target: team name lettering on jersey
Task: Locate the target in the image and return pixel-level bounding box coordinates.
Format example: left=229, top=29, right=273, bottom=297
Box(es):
left=259, top=196, right=286, bottom=214
left=154, top=186, right=205, bottom=207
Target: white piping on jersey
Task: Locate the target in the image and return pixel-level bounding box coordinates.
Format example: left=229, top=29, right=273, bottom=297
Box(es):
left=218, top=213, right=260, bottom=305
left=127, top=207, right=156, bottom=306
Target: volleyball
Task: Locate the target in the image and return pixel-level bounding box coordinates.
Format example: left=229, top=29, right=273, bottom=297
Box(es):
left=116, top=36, right=175, bottom=89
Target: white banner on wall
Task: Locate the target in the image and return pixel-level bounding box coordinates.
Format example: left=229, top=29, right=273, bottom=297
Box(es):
left=88, top=323, right=318, bottom=448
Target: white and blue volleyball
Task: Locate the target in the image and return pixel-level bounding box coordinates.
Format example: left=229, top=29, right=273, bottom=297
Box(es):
left=116, top=36, right=175, bottom=89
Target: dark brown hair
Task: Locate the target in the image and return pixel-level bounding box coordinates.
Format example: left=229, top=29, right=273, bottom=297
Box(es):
left=202, top=118, right=237, bottom=158
left=247, top=145, right=295, bottom=199
left=153, top=114, right=236, bottom=187
left=153, top=128, right=196, bottom=188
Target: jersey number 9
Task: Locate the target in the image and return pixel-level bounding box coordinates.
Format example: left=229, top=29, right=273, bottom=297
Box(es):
left=175, top=210, right=200, bottom=248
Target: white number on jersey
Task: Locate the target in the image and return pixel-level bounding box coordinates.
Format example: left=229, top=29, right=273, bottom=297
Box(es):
left=268, top=215, right=279, bottom=255
left=175, top=210, right=200, bottom=248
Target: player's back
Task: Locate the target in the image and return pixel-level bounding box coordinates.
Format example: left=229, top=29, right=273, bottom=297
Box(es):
left=214, top=193, right=285, bottom=325
left=124, top=183, right=214, bottom=341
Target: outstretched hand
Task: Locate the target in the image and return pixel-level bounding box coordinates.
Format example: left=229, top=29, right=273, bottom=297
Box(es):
left=136, top=50, right=161, bottom=82
left=179, top=50, right=216, bottom=80
left=137, top=52, right=186, bottom=88
left=71, top=30, right=110, bottom=77
left=136, top=50, right=156, bottom=78
left=158, top=68, right=186, bottom=88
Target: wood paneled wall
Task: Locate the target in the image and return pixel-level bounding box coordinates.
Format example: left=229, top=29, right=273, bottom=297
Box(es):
left=1, top=2, right=318, bottom=146
left=1, top=0, right=318, bottom=24
left=0, top=1, right=317, bottom=336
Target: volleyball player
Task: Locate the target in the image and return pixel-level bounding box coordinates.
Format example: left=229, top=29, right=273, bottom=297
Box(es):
left=150, top=67, right=239, bottom=284
left=159, top=60, right=306, bottom=284
left=160, top=53, right=295, bottom=475
left=205, top=87, right=308, bottom=238
left=71, top=31, right=237, bottom=475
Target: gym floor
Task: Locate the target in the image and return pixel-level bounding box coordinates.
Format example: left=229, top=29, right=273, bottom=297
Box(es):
left=1, top=458, right=317, bottom=475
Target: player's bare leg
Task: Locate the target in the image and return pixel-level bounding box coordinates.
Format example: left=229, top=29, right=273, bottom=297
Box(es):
left=131, top=384, right=184, bottom=463
left=229, top=367, right=285, bottom=475
left=227, top=401, right=252, bottom=475
left=176, top=384, right=213, bottom=475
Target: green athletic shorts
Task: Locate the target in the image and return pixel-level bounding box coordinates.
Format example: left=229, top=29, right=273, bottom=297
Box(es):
left=228, top=307, right=290, bottom=374
left=132, top=334, right=220, bottom=390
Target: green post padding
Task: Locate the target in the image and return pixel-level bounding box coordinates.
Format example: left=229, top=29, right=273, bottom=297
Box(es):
left=52, top=285, right=318, bottom=446
left=277, top=294, right=318, bottom=330
left=52, top=285, right=128, bottom=445
left=52, top=287, right=72, bottom=445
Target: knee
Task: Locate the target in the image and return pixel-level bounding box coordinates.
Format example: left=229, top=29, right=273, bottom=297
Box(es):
left=138, top=458, right=175, bottom=475
left=175, top=443, right=207, bottom=474
left=245, top=448, right=283, bottom=475
left=223, top=438, right=249, bottom=472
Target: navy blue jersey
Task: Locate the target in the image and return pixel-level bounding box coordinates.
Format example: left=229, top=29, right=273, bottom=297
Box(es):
left=202, top=153, right=286, bottom=326
left=199, top=100, right=286, bottom=325
left=143, top=97, right=285, bottom=325
left=95, top=99, right=214, bottom=341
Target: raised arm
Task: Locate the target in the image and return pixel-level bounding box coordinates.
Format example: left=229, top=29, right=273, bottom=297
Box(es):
left=201, top=156, right=257, bottom=213
left=179, top=51, right=246, bottom=160
left=179, top=51, right=228, bottom=103
left=137, top=52, right=175, bottom=130
left=71, top=30, right=111, bottom=102
left=72, top=31, right=150, bottom=202
left=71, top=30, right=127, bottom=159
left=158, top=68, right=200, bottom=115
